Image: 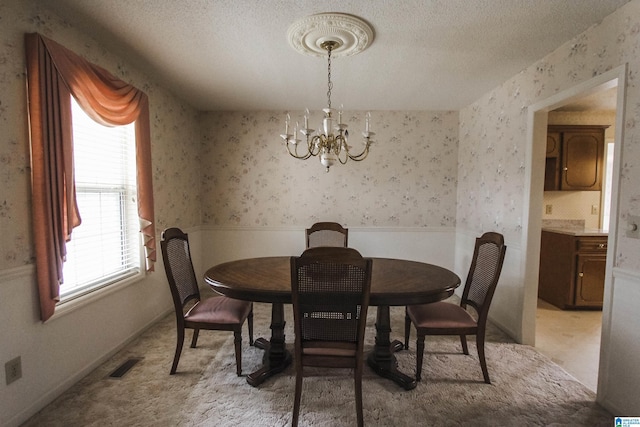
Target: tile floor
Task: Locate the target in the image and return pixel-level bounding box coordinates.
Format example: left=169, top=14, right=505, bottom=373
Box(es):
left=535, top=298, right=602, bottom=391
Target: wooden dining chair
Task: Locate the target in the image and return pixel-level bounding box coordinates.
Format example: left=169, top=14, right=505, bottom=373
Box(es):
left=404, top=232, right=507, bottom=384
left=161, top=227, right=253, bottom=376
left=305, top=221, right=348, bottom=248
left=290, top=247, right=372, bottom=427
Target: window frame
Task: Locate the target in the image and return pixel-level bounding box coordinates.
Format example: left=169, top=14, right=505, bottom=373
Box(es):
left=57, top=98, right=143, bottom=304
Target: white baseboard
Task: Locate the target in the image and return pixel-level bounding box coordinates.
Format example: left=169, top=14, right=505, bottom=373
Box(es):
left=6, top=308, right=173, bottom=427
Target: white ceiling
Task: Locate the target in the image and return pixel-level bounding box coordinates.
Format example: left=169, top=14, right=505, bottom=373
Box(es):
left=41, top=0, right=630, bottom=112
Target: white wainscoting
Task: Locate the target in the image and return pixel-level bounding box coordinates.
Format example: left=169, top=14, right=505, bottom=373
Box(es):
left=0, top=260, right=172, bottom=427
left=197, top=226, right=521, bottom=342
left=598, top=267, right=640, bottom=415
left=196, top=226, right=458, bottom=280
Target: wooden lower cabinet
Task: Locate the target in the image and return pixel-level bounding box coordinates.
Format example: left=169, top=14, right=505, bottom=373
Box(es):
left=538, top=230, right=606, bottom=309
left=575, top=254, right=606, bottom=307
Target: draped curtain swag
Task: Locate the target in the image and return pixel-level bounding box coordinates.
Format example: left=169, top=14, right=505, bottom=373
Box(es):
left=24, top=33, right=155, bottom=321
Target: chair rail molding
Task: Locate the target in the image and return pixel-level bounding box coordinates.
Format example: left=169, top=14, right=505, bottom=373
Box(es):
left=0, top=264, right=35, bottom=282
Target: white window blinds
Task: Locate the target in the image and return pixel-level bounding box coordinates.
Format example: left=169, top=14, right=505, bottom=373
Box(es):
left=60, top=97, right=140, bottom=300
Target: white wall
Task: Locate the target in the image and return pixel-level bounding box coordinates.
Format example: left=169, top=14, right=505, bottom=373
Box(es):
left=197, top=226, right=457, bottom=274
left=0, top=265, right=172, bottom=427
left=542, top=191, right=602, bottom=229
left=598, top=268, right=640, bottom=414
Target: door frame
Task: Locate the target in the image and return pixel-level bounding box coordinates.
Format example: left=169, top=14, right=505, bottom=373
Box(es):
left=520, top=63, right=627, bottom=393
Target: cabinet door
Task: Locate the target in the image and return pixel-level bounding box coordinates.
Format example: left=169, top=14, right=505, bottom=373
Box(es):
left=561, top=131, right=603, bottom=190
left=546, top=132, right=560, bottom=157
left=544, top=158, right=560, bottom=191
left=538, top=231, right=575, bottom=309
left=544, top=132, right=561, bottom=190
left=575, top=254, right=606, bottom=307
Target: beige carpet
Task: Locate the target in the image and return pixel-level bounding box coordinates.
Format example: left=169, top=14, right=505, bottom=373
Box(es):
left=23, top=300, right=612, bottom=426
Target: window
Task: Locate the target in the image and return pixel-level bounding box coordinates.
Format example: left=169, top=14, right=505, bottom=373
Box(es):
left=26, top=33, right=155, bottom=321
left=60, top=97, right=142, bottom=301
left=601, top=141, right=615, bottom=231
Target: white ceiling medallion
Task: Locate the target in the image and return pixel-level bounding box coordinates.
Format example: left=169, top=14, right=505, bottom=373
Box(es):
left=287, top=13, right=374, bottom=58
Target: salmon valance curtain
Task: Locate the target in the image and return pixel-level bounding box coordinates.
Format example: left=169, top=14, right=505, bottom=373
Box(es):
left=24, top=33, right=155, bottom=321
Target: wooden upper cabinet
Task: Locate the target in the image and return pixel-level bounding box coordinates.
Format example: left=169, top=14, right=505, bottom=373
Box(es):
left=562, top=130, right=603, bottom=190
left=546, top=132, right=560, bottom=157
left=544, top=132, right=561, bottom=191
left=545, top=125, right=607, bottom=191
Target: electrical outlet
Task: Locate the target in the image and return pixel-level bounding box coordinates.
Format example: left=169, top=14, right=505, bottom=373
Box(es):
left=545, top=204, right=552, bottom=215
left=5, top=356, right=22, bottom=385
left=591, top=205, right=599, bottom=215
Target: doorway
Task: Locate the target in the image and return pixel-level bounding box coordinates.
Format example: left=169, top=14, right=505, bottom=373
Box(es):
left=521, top=66, right=626, bottom=398
left=535, top=86, right=617, bottom=391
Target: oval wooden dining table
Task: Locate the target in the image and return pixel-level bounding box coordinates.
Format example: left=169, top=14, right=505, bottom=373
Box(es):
left=204, top=256, right=460, bottom=390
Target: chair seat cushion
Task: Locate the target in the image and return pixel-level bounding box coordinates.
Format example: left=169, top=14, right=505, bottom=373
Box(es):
left=407, top=301, right=477, bottom=330
left=302, top=341, right=357, bottom=357
left=185, top=296, right=251, bottom=324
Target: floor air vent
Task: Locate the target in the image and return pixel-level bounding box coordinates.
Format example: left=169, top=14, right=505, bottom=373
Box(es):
left=109, top=358, right=142, bottom=378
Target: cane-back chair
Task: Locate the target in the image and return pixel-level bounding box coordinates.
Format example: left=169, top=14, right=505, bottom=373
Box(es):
left=161, top=227, right=253, bottom=376
left=305, top=222, right=348, bottom=248
left=290, top=247, right=372, bottom=427
left=404, top=232, right=506, bottom=383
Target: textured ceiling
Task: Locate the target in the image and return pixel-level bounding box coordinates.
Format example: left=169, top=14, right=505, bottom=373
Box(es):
left=41, top=0, right=630, bottom=111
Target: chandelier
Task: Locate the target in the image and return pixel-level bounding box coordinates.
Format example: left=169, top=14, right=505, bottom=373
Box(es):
left=281, top=13, right=375, bottom=172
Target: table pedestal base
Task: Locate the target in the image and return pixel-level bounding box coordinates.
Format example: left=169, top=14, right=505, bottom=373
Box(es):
left=246, top=302, right=291, bottom=387
left=366, top=306, right=417, bottom=390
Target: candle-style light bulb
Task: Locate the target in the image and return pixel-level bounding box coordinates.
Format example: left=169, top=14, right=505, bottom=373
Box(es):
left=304, top=108, right=309, bottom=129
left=338, top=104, right=343, bottom=124
left=365, top=111, right=371, bottom=133
left=294, top=121, right=298, bottom=138
left=285, top=113, right=290, bottom=134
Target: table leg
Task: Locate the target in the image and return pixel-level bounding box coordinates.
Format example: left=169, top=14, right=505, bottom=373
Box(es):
left=246, top=302, right=292, bottom=387
left=367, top=305, right=417, bottom=390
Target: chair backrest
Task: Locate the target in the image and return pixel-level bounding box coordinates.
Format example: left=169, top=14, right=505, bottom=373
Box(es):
left=305, top=222, right=349, bottom=248
left=460, top=232, right=507, bottom=320
left=161, top=227, right=201, bottom=311
left=291, top=247, right=371, bottom=346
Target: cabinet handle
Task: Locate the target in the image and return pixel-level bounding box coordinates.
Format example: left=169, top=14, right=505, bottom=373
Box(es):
left=579, top=272, right=584, bottom=277
left=598, top=243, right=606, bottom=249
left=564, top=167, right=568, bottom=171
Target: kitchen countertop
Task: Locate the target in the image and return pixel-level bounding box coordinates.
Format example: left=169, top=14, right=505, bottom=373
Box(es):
left=542, top=227, right=608, bottom=237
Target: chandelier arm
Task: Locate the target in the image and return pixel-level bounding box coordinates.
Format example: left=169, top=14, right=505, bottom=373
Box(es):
left=309, top=135, right=322, bottom=156
left=346, top=141, right=372, bottom=161
left=337, top=150, right=349, bottom=164
left=333, top=141, right=342, bottom=156
left=286, top=142, right=313, bottom=160
left=347, top=151, right=370, bottom=161
left=334, top=134, right=347, bottom=155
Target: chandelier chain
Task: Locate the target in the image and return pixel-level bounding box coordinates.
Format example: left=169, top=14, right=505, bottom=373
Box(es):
left=326, top=45, right=333, bottom=109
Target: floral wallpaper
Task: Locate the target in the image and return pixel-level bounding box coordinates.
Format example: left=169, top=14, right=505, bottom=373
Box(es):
left=0, top=0, right=202, bottom=271
left=3, top=0, right=640, bottom=275
left=0, top=0, right=459, bottom=273
left=458, top=0, right=640, bottom=270
left=199, top=110, right=459, bottom=228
